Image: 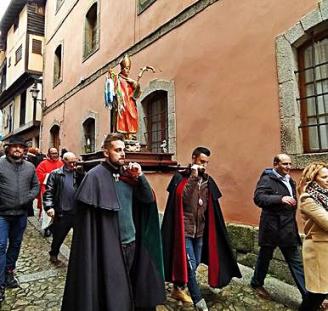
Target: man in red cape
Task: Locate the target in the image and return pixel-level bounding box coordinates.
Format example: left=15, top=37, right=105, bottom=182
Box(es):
left=36, top=148, right=63, bottom=223
left=161, top=147, right=241, bottom=310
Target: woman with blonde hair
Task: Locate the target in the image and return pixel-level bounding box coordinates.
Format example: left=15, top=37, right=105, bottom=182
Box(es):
left=298, top=162, right=328, bottom=311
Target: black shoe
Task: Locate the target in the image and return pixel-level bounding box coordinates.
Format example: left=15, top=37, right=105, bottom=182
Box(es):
left=0, top=286, right=5, bottom=302
left=5, top=272, right=19, bottom=288
left=44, top=228, right=52, bottom=237
left=49, top=255, right=64, bottom=267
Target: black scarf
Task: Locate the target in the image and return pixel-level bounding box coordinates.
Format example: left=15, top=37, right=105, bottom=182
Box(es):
left=307, top=182, right=328, bottom=211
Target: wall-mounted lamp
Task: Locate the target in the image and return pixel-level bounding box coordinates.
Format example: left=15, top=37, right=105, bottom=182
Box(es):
left=30, top=80, right=46, bottom=120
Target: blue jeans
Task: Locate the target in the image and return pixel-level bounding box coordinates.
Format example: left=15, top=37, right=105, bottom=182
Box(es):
left=251, top=246, right=306, bottom=298
left=186, top=237, right=203, bottom=304
left=0, top=215, right=27, bottom=286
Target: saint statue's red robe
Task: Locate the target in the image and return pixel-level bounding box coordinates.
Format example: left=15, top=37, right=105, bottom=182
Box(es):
left=116, top=76, right=139, bottom=134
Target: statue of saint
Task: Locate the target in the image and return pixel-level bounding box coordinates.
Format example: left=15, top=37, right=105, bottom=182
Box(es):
left=105, top=55, right=155, bottom=140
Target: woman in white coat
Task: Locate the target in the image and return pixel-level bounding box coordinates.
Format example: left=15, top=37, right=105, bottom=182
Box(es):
left=298, top=162, right=328, bottom=311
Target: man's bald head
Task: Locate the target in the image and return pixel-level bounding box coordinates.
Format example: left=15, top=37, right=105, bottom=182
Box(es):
left=273, top=154, right=292, bottom=176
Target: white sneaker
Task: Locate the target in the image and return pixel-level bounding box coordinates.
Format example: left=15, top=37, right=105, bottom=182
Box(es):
left=195, top=298, right=208, bottom=311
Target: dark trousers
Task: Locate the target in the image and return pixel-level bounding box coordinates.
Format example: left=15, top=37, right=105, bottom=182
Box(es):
left=121, top=241, right=155, bottom=311
left=122, top=241, right=136, bottom=274
left=251, top=246, right=306, bottom=298
left=49, top=214, right=74, bottom=257
left=299, top=292, right=326, bottom=311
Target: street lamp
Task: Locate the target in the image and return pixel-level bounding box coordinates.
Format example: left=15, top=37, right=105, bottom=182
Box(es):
left=30, top=80, right=46, bottom=121
left=30, top=81, right=40, bottom=122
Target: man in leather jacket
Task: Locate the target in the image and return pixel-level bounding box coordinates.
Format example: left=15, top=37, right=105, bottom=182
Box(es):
left=43, top=152, right=84, bottom=265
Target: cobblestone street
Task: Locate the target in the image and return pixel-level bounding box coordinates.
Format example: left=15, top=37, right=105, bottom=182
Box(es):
left=0, top=218, right=300, bottom=311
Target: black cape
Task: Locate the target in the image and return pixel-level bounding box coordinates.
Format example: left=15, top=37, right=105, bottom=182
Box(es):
left=61, top=163, right=166, bottom=311
left=161, top=172, right=241, bottom=288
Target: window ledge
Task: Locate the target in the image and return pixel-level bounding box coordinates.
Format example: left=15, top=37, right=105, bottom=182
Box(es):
left=53, top=78, right=62, bottom=88
left=290, top=152, right=328, bottom=169
left=138, top=0, right=157, bottom=15
left=82, top=46, right=99, bottom=63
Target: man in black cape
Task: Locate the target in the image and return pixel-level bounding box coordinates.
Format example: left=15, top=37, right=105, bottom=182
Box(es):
left=61, top=133, right=165, bottom=311
left=161, top=146, right=241, bottom=310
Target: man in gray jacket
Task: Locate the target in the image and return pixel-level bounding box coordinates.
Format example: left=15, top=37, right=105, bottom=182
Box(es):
left=0, top=136, right=39, bottom=303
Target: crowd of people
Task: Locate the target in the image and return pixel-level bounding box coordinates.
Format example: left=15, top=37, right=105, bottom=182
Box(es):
left=0, top=133, right=327, bottom=311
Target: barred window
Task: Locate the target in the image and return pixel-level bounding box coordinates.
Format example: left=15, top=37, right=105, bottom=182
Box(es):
left=15, top=45, right=22, bottom=64
left=298, top=34, right=328, bottom=152
left=143, top=90, right=168, bottom=153
left=32, top=39, right=42, bottom=55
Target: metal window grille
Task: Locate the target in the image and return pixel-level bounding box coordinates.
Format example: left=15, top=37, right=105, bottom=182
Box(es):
left=296, top=34, right=328, bottom=152
left=143, top=92, right=168, bottom=153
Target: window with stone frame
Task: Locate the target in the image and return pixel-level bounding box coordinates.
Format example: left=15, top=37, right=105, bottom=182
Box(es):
left=83, top=117, right=95, bottom=153
left=298, top=33, right=328, bottom=153
left=276, top=2, right=328, bottom=168
left=53, top=44, right=63, bottom=86
left=15, top=45, right=22, bottom=65
left=83, top=3, right=98, bottom=59
left=143, top=90, right=168, bottom=153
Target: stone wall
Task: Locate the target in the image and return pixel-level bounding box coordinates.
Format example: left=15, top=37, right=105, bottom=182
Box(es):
left=226, top=223, right=302, bottom=286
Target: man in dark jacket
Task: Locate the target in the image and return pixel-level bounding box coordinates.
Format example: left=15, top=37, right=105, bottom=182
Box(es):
left=161, top=147, right=241, bottom=311
left=0, top=136, right=39, bottom=302
left=43, top=152, right=83, bottom=266
left=61, top=133, right=165, bottom=311
left=250, top=153, right=306, bottom=300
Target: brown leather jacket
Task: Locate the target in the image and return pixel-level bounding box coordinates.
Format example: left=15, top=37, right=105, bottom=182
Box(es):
left=182, top=175, right=208, bottom=238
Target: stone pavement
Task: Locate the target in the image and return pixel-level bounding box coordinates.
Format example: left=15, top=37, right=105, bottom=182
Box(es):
left=0, top=218, right=301, bottom=311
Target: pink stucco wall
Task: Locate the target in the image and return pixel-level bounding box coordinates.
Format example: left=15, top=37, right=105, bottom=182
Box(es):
left=42, top=0, right=318, bottom=225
